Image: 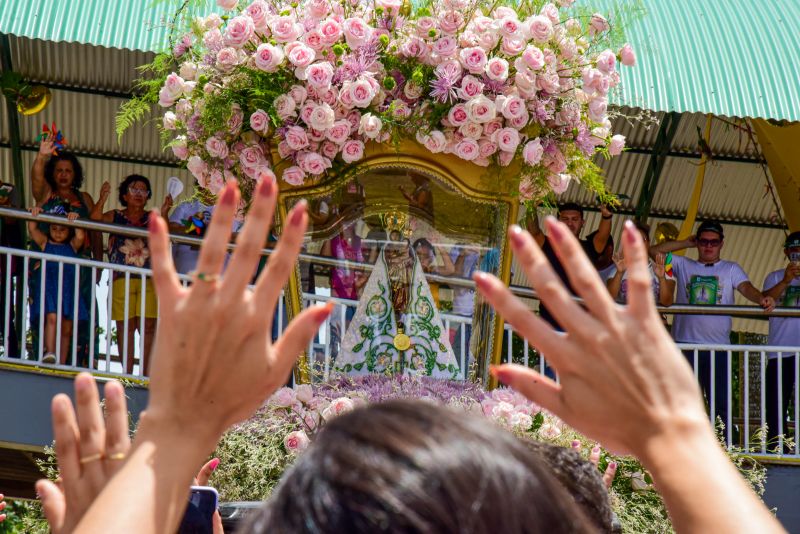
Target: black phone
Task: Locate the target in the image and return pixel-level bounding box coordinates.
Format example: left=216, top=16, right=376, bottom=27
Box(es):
left=178, top=486, right=218, bottom=534
left=0, top=184, right=13, bottom=198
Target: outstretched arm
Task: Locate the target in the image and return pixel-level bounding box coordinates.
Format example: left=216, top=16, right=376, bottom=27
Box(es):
left=524, top=210, right=546, bottom=247
left=475, top=219, right=785, bottom=534
left=32, top=134, right=54, bottom=203
left=738, top=281, right=775, bottom=311
left=651, top=236, right=695, bottom=255
left=592, top=205, right=613, bottom=254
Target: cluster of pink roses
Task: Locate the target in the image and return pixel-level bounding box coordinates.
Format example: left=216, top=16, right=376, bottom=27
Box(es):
left=158, top=0, right=635, bottom=201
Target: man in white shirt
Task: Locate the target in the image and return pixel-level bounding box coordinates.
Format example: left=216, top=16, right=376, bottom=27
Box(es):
left=762, top=231, right=800, bottom=449
left=652, top=220, right=775, bottom=425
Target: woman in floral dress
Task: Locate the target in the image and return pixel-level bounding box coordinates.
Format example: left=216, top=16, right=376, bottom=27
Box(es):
left=91, top=174, right=172, bottom=375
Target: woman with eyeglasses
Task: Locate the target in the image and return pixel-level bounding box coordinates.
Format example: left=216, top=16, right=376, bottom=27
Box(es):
left=91, top=175, right=173, bottom=376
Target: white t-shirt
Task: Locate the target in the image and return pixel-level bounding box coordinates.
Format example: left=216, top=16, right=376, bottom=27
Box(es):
left=670, top=255, right=749, bottom=344
left=763, top=269, right=800, bottom=358
left=169, top=200, right=243, bottom=274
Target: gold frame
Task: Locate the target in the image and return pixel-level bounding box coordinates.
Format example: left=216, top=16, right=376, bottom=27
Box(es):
left=276, top=140, right=520, bottom=386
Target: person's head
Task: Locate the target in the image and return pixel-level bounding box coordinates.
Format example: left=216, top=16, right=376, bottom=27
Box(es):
left=413, top=238, right=435, bottom=267
left=249, top=400, right=593, bottom=534
left=44, top=152, right=84, bottom=192
left=118, top=174, right=152, bottom=208
left=520, top=439, right=615, bottom=533
left=784, top=231, right=800, bottom=262
left=558, top=202, right=585, bottom=237
left=48, top=223, right=73, bottom=244
left=635, top=222, right=651, bottom=251
left=695, top=220, right=724, bottom=263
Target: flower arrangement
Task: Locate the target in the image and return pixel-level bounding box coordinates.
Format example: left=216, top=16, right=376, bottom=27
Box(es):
left=120, top=0, right=637, bottom=208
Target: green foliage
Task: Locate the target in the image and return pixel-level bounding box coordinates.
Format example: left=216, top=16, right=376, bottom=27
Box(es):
left=116, top=52, right=176, bottom=142
left=0, top=499, right=44, bottom=534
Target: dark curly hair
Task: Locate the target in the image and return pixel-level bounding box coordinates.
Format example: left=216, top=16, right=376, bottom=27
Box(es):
left=44, top=152, right=84, bottom=191
left=118, top=174, right=152, bottom=207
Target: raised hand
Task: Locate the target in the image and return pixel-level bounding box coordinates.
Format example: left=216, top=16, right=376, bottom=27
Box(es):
left=98, top=181, right=111, bottom=201
left=653, top=252, right=666, bottom=279
left=612, top=251, right=626, bottom=273
left=474, top=219, right=705, bottom=455
left=36, top=373, right=131, bottom=534
left=144, top=178, right=330, bottom=447
left=38, top=132, right=55, bottom=159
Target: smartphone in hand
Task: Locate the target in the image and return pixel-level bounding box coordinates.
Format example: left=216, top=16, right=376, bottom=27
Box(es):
left=178, top=486, right=218, bottom=534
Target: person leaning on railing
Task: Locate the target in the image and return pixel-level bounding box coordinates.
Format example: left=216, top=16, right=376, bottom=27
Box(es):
left=762, top=231, right=800, bottom=451
left=33, top=182, right=786, bottom=534
left=90, top=175, right=173, bottom=376
left=651, top=220, right=775, bottom=427
left=0, top=179, right=23, bottom=358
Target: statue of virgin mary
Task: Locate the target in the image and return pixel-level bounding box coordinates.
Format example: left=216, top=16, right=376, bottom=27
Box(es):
left=334, top=234, right=460, bottom=379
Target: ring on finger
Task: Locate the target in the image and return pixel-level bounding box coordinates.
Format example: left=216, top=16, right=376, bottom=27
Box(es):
left=107, top=452, right=127, bottom=461
left=188, top=270, right=221, bottom=283
left=79, top=453, right=104, bottom=464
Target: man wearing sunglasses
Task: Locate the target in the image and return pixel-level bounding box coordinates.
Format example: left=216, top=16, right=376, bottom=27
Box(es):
left=762, top=231, right=800, bottom=450
left=652, top=220, right=775, bottom=426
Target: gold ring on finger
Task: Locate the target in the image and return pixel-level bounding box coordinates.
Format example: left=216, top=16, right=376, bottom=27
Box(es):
left=79, top=453, right=104, bottom=464
left=188, top=270, right=221, bottom=283
left=107, top=452, right=127, bottom=461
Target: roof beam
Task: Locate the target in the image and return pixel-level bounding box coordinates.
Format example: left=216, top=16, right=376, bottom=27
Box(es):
left=0, top=142, right=182, bottom=169
left=624, top=146, right=763, bottom=165
left=635, top=112, right=682, bottom=222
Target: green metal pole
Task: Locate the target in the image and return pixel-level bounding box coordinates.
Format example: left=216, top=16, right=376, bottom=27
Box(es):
left=0, top=33, right=28, bottom=357
left=634, top=112, right=682, bottom=223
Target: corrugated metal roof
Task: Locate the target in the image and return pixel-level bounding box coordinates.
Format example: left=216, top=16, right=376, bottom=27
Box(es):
left=602, top=0, right=800, bottom=121
left=2, top=1, right=800, bottom=120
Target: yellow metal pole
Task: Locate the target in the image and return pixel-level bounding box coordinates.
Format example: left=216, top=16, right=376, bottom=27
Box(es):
left=675, top=114, right=713, bottom=255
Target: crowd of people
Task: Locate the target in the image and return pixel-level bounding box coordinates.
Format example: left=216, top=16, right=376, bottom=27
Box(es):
left=27, top=180, right=786, bottom=533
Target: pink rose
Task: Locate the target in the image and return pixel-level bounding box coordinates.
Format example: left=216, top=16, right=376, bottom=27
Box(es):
left=459, top=47, right=487, bottom=74
left=271, top=386, right=296, bottom=407
left=514, top=69, right=538, bottom=96
left=478, top=139, right=498, bottom=158
left=401, top=37, right=428, bottom=60
left=588, top=96, right=608, bottom=122
left=305, top=62, right=334, bottom=89
left=510, top=111, right=530, bottom=129
left=498, top=16, right=523, bottom=38
left=619, top=43, right=636, bottom=67
left=321, top=140, right=339, bottom=159
left=457, top=75, right=484, bottom=101
left=608, top=134, right=626, bottom=156
left=256, top=167, right=276, bottom=184
left=216, top=0, right=237, bottom=10
left=447, top=103, right=469, bottom=126
left=179, top=62, right=197, bottom=81
left=341, top=139, right=365, bottom=163
left=303, top=30, right=325, bottom=51
left=377, top=0, right=402, bottom=15
left=284, top=126, right=310, bottom=151
left=298, top=151, right=331, bottom=175
left=432, top=36, right=457, bottom=58
left=286, top=42, right=315, bottom=67
left=537, top=71, right=560, bottom=94
left=543, top=143, right=567, bottom=173
left=501, top=36, right=526, bottom=56
left=187, top=156, right=208, bottom=179
left=246, top=0, right=270, bottom=31
left=289, top=85, right=308, bottom=104
left=277, top=140, right=291, bottom=158
left=459, top=121, right=483, bottom=139
left=249, top=109, right=270, bottom=133
left=205, top=136, right=229, bottom=159
left=541, top=3, right=560, bottom=23
left=254, top=43, right=284, bottom=72
left=325, top=119, right=351, bottom=144
left=500, top=95, right=526, bottom=120
left=522, top=138, right=543, bottom=165
left=485, top=57, right=509, bottom=82
left=527, top=15, right=553, bottom=43
left=522, top=45, right=545, bottom=70
left=295, top=384, right=314, bottom=404
left=318, top=19, right=342, bottom=45
left=343, top=17, right=371, bottom=48
left=596, top=49, right=616, bottom=74
left=299, top=101, right=316, bottom=124
left=415, top=16, right=437, bottom=37
left=518, top=178, right=539, bottom=201
left=454, top=138, right=479, bottom=160
left=327, top=397, right=356, bottom=417
left=358, top=113, right=382, bottom=139
left=589, top=13, right=609, bottom=35
left=494, top=127, right=520, bottom=153
left=282, top=165, right=306, bottom=185
left=348, top=78, right=375, bottom=108
left=307, top=102, right=335, bottom=131
left=162, top=111, right=177, bottom=130
left=439, top=10, right=464, bottom=34
left=271, top=16, right=302, bottom=42
left=308, top=0, right=330, bottom=19
left=163, top=73, right=186, bottom=100
left=547, top=173, right=570, bottom=195
left=465, top=95, right=496, bottom=123
left=171, top=136, right=189, bottom=160
left=224, top=15, right=255, bottom=48
left=422, top=130, right=447, bottom=153
left=216, top=47, right=240, bottom=71
left=273, top=94, right=297, bottom=121
left=227, top=104, right=243, bottom=134
left=203, top=28, right=224, bottom=52
left=239, top=145, right=265, bottom=169
left=283, top=430, right=310, bottom=454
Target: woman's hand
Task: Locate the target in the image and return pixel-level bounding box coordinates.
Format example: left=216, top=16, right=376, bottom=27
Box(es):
left=67, top=211, right=79, bottom=222
left=160, top=194, right=174, bottom=218
left=36, top=373, right=131, bottom=534
left=38, top=132, right=55, bottom=160
left=474, top=219, right=707, bottom=457
left=611, top=251, right=626, bottom=273
left=98, top=181, right=111, bottom=201
left=144, top=178, right=331, bottom=448
left=194, top=459, right=224, bottom=534
left=30, top=206, right=43, bottom=217
left=653, top=252, right=666, bottom=279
